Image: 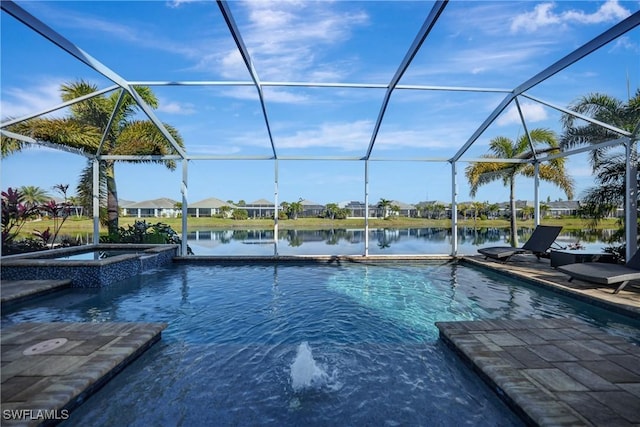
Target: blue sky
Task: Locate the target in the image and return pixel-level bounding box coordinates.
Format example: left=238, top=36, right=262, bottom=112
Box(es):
left=1, top=0, right=638, bottom=206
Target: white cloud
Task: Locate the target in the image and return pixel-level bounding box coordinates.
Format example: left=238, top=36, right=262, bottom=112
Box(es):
left=223, top=1, right=369, bottom=81
left=157, top=99, right=196, bottom=115
left=511, top=0, right=631, bottom=33
left=497, top=102, right=549, bottom=126
left=166, top=0, right=198, bottom=8
left=610, top=35, right=640, bottom=53
left=274, top=120, right=372, bottom=151
left=0, top=80, right=66, bottom=120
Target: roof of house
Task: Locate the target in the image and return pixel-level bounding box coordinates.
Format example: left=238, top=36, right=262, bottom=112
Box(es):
left=190, top=197, right=236, bottom=208
left=390, top=200, right=416, bottom=210
left=125, top=198, right=179, bottom=209
left=247, top=198, right=274, bottom=206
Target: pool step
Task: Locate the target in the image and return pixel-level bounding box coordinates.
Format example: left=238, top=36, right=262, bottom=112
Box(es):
left=1, top=280, right=72, bottom=309
left=1, top=322, right=167, bottom=426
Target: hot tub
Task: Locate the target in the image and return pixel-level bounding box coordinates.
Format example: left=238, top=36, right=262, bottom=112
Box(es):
left=1, top=244, right=178, bottom=287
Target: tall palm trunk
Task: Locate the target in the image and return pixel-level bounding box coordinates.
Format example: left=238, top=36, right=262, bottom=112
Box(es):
left=509, top=175, right=518, bottom=247
left=105, top=161, right=119, bottom=235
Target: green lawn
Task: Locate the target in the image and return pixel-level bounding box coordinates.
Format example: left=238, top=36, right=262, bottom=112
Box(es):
left=15, top=215, right=618, bottom=239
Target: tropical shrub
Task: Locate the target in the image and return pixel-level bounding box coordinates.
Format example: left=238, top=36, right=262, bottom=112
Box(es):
left=232, top=209, right=248, bottom=220
left=2, top=186, right=77, bottom=254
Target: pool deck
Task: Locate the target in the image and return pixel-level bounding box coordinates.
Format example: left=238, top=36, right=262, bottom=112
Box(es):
left=0, top=322, right=166, bottom=427
left=1, top=254, right=639, bottom=426
left=1, top=280, right=72, bottom=311
left=436, top=318, right=640, bottom=426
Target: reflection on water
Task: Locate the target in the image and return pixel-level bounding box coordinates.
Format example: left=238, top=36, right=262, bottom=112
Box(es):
left=186, top=227, right=617, bottom=256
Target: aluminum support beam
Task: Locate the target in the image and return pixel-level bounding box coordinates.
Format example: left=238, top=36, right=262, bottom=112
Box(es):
left=97, top=89, right=126, bottom=156
left=452, top=10, right=640, bottom=162
left=364, top=160, right=370, bottom=256
left=92, top=159, right=100, bottom=245
left=99, top=155, right=183, bottom=161
left=540, top=137, right=627, bottom=162
left=181, top=160, right=189, bottom=256
left=217, top=0, right=277, bottom=159
left=128, top=80, right=512, bottom=93
left=521, top=93, right=632, bottom=137
left=364, top=0, right=448, bottom=159
left=515, top=97, right=538, bottom=161
left=451, top=161, right=458, bottom=256
left=626, top=128, right=639, bottom=260
left=534, top=163, right=540, bottom=226
left=0, top=85, right=119, bottom=128
left=0, top=130, right=92, bottom=157
left=274, top=160, right=279, bottom=257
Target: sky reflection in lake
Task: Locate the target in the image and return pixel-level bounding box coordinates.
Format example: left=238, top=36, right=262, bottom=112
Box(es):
left=186, top=227, right=614, bottom=256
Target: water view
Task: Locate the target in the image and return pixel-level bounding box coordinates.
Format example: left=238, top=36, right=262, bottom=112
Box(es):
left=186, top=227, right=616, bottom=256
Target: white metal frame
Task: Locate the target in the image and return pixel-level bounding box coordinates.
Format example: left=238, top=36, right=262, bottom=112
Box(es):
left=1, top=0, right=638, bottom=257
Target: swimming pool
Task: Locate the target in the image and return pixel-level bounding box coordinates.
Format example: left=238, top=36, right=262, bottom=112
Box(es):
left=3, top=261, right=638, bottom=426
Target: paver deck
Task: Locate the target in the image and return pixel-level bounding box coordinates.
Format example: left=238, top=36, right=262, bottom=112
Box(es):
left=1, top=281, right=72, bottom=310
left=437, top=319, right=640, bottom=427
left=1, top=322, right=167, bottom=427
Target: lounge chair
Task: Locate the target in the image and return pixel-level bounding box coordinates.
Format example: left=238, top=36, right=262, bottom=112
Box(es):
left=557, top=249, right=640, bottom=294
left=478, top=225, right=563, bottom=262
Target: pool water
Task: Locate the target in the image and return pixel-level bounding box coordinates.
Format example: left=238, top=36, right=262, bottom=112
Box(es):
left=48, top=250, right=143, bottom=260
left=3, top=262, right=638, bottom=426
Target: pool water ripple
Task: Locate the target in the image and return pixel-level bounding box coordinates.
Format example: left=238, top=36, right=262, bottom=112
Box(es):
left=2, top=261, right=638, bottom=425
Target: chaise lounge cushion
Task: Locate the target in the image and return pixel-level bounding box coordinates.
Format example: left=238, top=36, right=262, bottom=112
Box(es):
left=477, top=225, right=563, bottom=262
left=477, top=247, right=528, bottom=260
left=557, top=262, right=640, bottom=285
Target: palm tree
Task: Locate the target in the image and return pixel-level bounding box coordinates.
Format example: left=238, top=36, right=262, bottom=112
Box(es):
left=19, top=186, right=50, bottom=208
left=466, top=128, right=574, bottom=246
left=2, top=80, right=184, bottom=235
left=287, top=199, right=304, bottom=220
left=520, top=205, right=535, bottom=220
left=324, top=203, right=340, bottom=220
left=377, top=198, right=392, bottom=218
left=561, top=90, right=640, bottom=223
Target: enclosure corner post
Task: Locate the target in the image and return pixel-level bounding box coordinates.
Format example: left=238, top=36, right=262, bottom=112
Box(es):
left=625, top=138, right=638, bottom=260
left=92, top=158, right=100, bottom=245
left=534, top=162, right=540, bottom=226
left=451, top=161, right=458, bottom=256
left=274, top=159, right=279, bottom=257
left=181, top=159, right=188, bottom=256
left=364, top=160, right=369, bottom=257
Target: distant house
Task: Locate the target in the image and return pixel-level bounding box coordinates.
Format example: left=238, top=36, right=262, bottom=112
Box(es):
left=300, top=199, right=325, bottom=217
left=188, top=197, right=236, bottom=218
left=121, top=198, right=180, bottom=218
left=338, top=201, right=368, bottom=218
left=495, top=200, right=533, bottom=218
left=245, top=198, right=276, bottom=218
left=388, top=200, right=416, bottom=217
left=415, top=201, right=450, bottom=219
left=546, top=201, right=580, bottom=217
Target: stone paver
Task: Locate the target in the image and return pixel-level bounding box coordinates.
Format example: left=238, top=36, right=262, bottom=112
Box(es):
left=0, top=322, right=166, bottom=427
left=437, top=319, right=640, bottom=427
left=1, top=280, right=71, bottom=309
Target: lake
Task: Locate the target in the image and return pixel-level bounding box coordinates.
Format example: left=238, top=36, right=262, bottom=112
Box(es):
left=186, top=227, right=617, bottom=256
